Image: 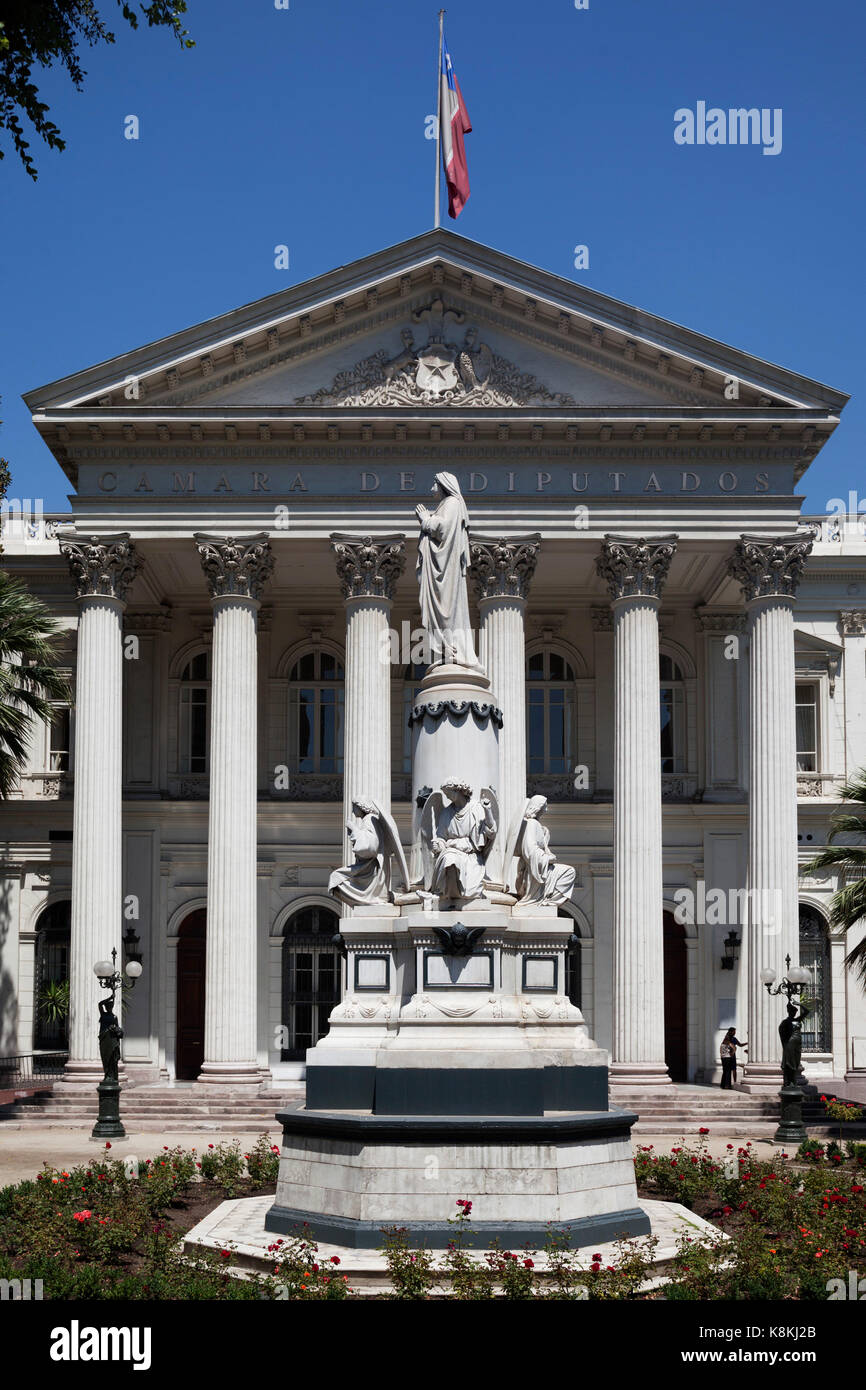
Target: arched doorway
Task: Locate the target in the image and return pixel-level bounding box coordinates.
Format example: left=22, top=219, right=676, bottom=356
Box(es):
left=663, top=911, right=688, bottom=1082
left=799, top=905, right=831, bottom=1053
left=34, top=899, right=71, bottom=1051
left=281, top=906, right=341, bottom=1061
left=176, top=909, right=206, bottom=1080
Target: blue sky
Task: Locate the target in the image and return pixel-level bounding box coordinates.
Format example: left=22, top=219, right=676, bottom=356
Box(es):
left=1, top=0, right=863, bottom=514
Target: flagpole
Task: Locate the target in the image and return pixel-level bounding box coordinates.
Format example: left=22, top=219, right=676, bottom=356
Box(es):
left=434, top=9, right=444, bottom=229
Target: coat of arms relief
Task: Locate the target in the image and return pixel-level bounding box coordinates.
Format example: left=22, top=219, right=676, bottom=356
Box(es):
left=295, top=297, right=576, bottom=408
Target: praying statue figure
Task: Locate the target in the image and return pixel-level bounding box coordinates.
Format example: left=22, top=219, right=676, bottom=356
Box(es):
left=420, top=780, right=498, bottom=903
left=779, top=998, right=810, bottom=1087
left=505, top=795, right=576, bottom=907
left=415, top=472, right=483, bottom=669
left=328, top=797, right=409, bottom=908
left=98, top=998, right=123, bottom=1083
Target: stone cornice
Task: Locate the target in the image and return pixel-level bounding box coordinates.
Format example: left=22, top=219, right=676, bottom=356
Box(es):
left=727, top=532, right=813, bottom=602
left=194, top=532, right=274, bottom=600
left=469, top=533, right=541, bottom=601
left=329, top=533, right=406, bottom=600
left=57, top=531, right=142, bottom=601
left=596, top=534, right=678, bottom=601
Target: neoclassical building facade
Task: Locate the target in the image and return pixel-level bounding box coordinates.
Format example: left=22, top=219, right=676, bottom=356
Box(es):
left=3, top=231, right=864, bottom=1093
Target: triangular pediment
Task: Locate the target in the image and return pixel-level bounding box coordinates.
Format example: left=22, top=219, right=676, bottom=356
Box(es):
left=26, top=230, right=848, bottom=420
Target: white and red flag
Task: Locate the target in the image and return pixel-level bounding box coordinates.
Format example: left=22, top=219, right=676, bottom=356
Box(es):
left=440, top=32, right=471, bottom=218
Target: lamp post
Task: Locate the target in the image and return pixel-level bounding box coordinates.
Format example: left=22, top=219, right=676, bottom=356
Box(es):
left=761, top=953, right=811, bottom=1146
left=91, top=944, right=143, bottom=1141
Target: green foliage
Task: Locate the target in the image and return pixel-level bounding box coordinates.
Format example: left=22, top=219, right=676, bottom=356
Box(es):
left=0, top=1, right=194, bottom=180
left=802, top=770, right=866, bottom=984
left=37, top=978, right=69, bottom=1023
left=379, top=1226, right=437, bottom=1300
left=0, top=569, right=71, bottom=797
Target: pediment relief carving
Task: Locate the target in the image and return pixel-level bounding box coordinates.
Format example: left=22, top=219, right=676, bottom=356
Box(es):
left=294, top=298, right=576, bottom=408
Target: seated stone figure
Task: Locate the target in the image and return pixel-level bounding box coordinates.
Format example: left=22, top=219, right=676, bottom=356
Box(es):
left=505, top=795, right=576, bottom=907
left=420, top=779, right=498, bottom=903
left=328, top=797, right=409, bottom=907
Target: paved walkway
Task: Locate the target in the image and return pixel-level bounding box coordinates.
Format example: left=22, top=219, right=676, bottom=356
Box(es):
left=0, top=1122, right=822, bottom=1189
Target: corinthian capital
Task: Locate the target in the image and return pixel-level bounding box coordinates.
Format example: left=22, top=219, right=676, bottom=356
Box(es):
left=194, top=533, right=274, bottom=599
left=728, top=533, right=813, bottom=602
left=469, top=533, right=541, bottom=601
left=596, top=534, right=677, bottom=601
left=329, top=533, right=405, bottom=600
left=57, top=532, right=142, bottom=602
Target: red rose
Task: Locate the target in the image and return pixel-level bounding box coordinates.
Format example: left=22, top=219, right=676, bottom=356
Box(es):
left=331, top=1255, right=341, bottom=1264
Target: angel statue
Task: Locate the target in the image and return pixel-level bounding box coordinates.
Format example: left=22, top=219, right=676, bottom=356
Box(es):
left=505, top=795, right=576, bottom=907
left=328, top=797, right=409, bottom=908
left=415, top=471, right=483, bottom=670
left=420, top=779, right=498, bottom=903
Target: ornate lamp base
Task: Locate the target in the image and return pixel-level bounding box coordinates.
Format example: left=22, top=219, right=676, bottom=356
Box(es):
left=91, top=1078, right=127, bottom=1140
left=772, top=1083, right=807, bottom=1146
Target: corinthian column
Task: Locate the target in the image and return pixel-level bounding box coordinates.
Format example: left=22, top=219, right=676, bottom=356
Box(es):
left=728, top=532, right=813, bottom=1088
left=470, top=534, right=540, bottom=880
left=330, top=535, right=405, bottom=859
left=57, top=533, right=142, bottom=1084
left=596, top=534, right=677, bottom=1087
left=194, top=534, right=273, bottom=1085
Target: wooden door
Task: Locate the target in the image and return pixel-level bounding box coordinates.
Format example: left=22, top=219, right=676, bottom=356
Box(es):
left=663, top=911, right=688, bottom=1082
left=176, top=909, right=206, bottom=1080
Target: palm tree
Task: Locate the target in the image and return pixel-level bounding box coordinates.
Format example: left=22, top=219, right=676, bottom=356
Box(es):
left=0, top=570, right=71, bottom=796
left=801, top=770, right=866, bottom=985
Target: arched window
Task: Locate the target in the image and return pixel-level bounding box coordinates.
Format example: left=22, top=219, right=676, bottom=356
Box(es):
left=402, top=662, right=427, bottom=773
left=34, top=900, right=71, bottom=1051
left=179, top=651, right=210, bottom=774
left=660, top=653, right=686, bottom=775
left=526, top=649, right=576, bottom=776
left=288, top=650, right=345, bottom=774
left=281, top=906, right=342, bottom=1060
left=799, top=905, right=831, bottom=1052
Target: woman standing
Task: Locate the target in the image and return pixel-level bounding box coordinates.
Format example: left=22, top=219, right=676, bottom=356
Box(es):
left=720, top=1027, right=747, bottom=1089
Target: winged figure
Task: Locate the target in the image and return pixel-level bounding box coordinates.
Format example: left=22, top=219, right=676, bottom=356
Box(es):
left=457, top=329, right=493, bottom=393
left=504, top=795, right=575, bottom=907
left=328, top=796, right=410, bottom=908
left=419, top=778, right=498, bottom=902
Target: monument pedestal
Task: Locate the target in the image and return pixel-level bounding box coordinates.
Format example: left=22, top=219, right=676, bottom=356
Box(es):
left=266, top=906, right=648, bottom=1249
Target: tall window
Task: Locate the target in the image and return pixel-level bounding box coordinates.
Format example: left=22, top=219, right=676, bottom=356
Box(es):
left=281, top=906, right=341, bottom=1060
left=799, top=906, right=831, bottom=1052
left=34, top=900, right=71, bottom=1051
left=526, top=650, right=576, bottom=775
left=179, top=652, right=210, bottom=774
left=49, top=706, right=71, bottom=772
left=796, top=683, right=819, bottom=772
left=288, top=651, right=345, bottom=774
left=402, top=662, right=426, bottom=773
left=659, top=653, right=685, bottom=774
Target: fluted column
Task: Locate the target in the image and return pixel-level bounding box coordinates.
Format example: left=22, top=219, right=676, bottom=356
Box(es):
left=330, top=534, right=405, bottom=860
left=470, top=534, right=540, bottom=877
left=597, top=534, right=677, bottom=1086
left=57, top=533, right=142, bottom=1083
left=195, top=534, right=273, bottom=1085
left=729, top=533, right=812, bottom=1087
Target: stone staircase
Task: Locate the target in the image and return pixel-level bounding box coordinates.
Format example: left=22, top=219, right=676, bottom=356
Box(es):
left=0, top=1084, right=304, bottom=1132
left=1, top=1079, right=857, bottom=1137
left=610, top=1083, right=847, bottom=1136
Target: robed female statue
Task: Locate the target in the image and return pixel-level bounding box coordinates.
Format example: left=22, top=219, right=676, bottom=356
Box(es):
left=414, top=472, right=482, bottom=670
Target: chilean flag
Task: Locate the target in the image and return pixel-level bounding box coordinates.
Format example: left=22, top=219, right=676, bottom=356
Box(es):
left=440, top=33, right=471, bottom=218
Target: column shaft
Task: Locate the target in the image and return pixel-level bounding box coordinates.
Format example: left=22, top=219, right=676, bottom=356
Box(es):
left=612, top=596, right=667, bottom=1071
left=597, top=534, right=677, bottom=1087
left=195, top=533, right=273, bottom=1086
left=57, top=533, right=141, bottom=1085
left=728, top=531, right=813, bottom=1088
left=68, top=597, right=124, bottom=1071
